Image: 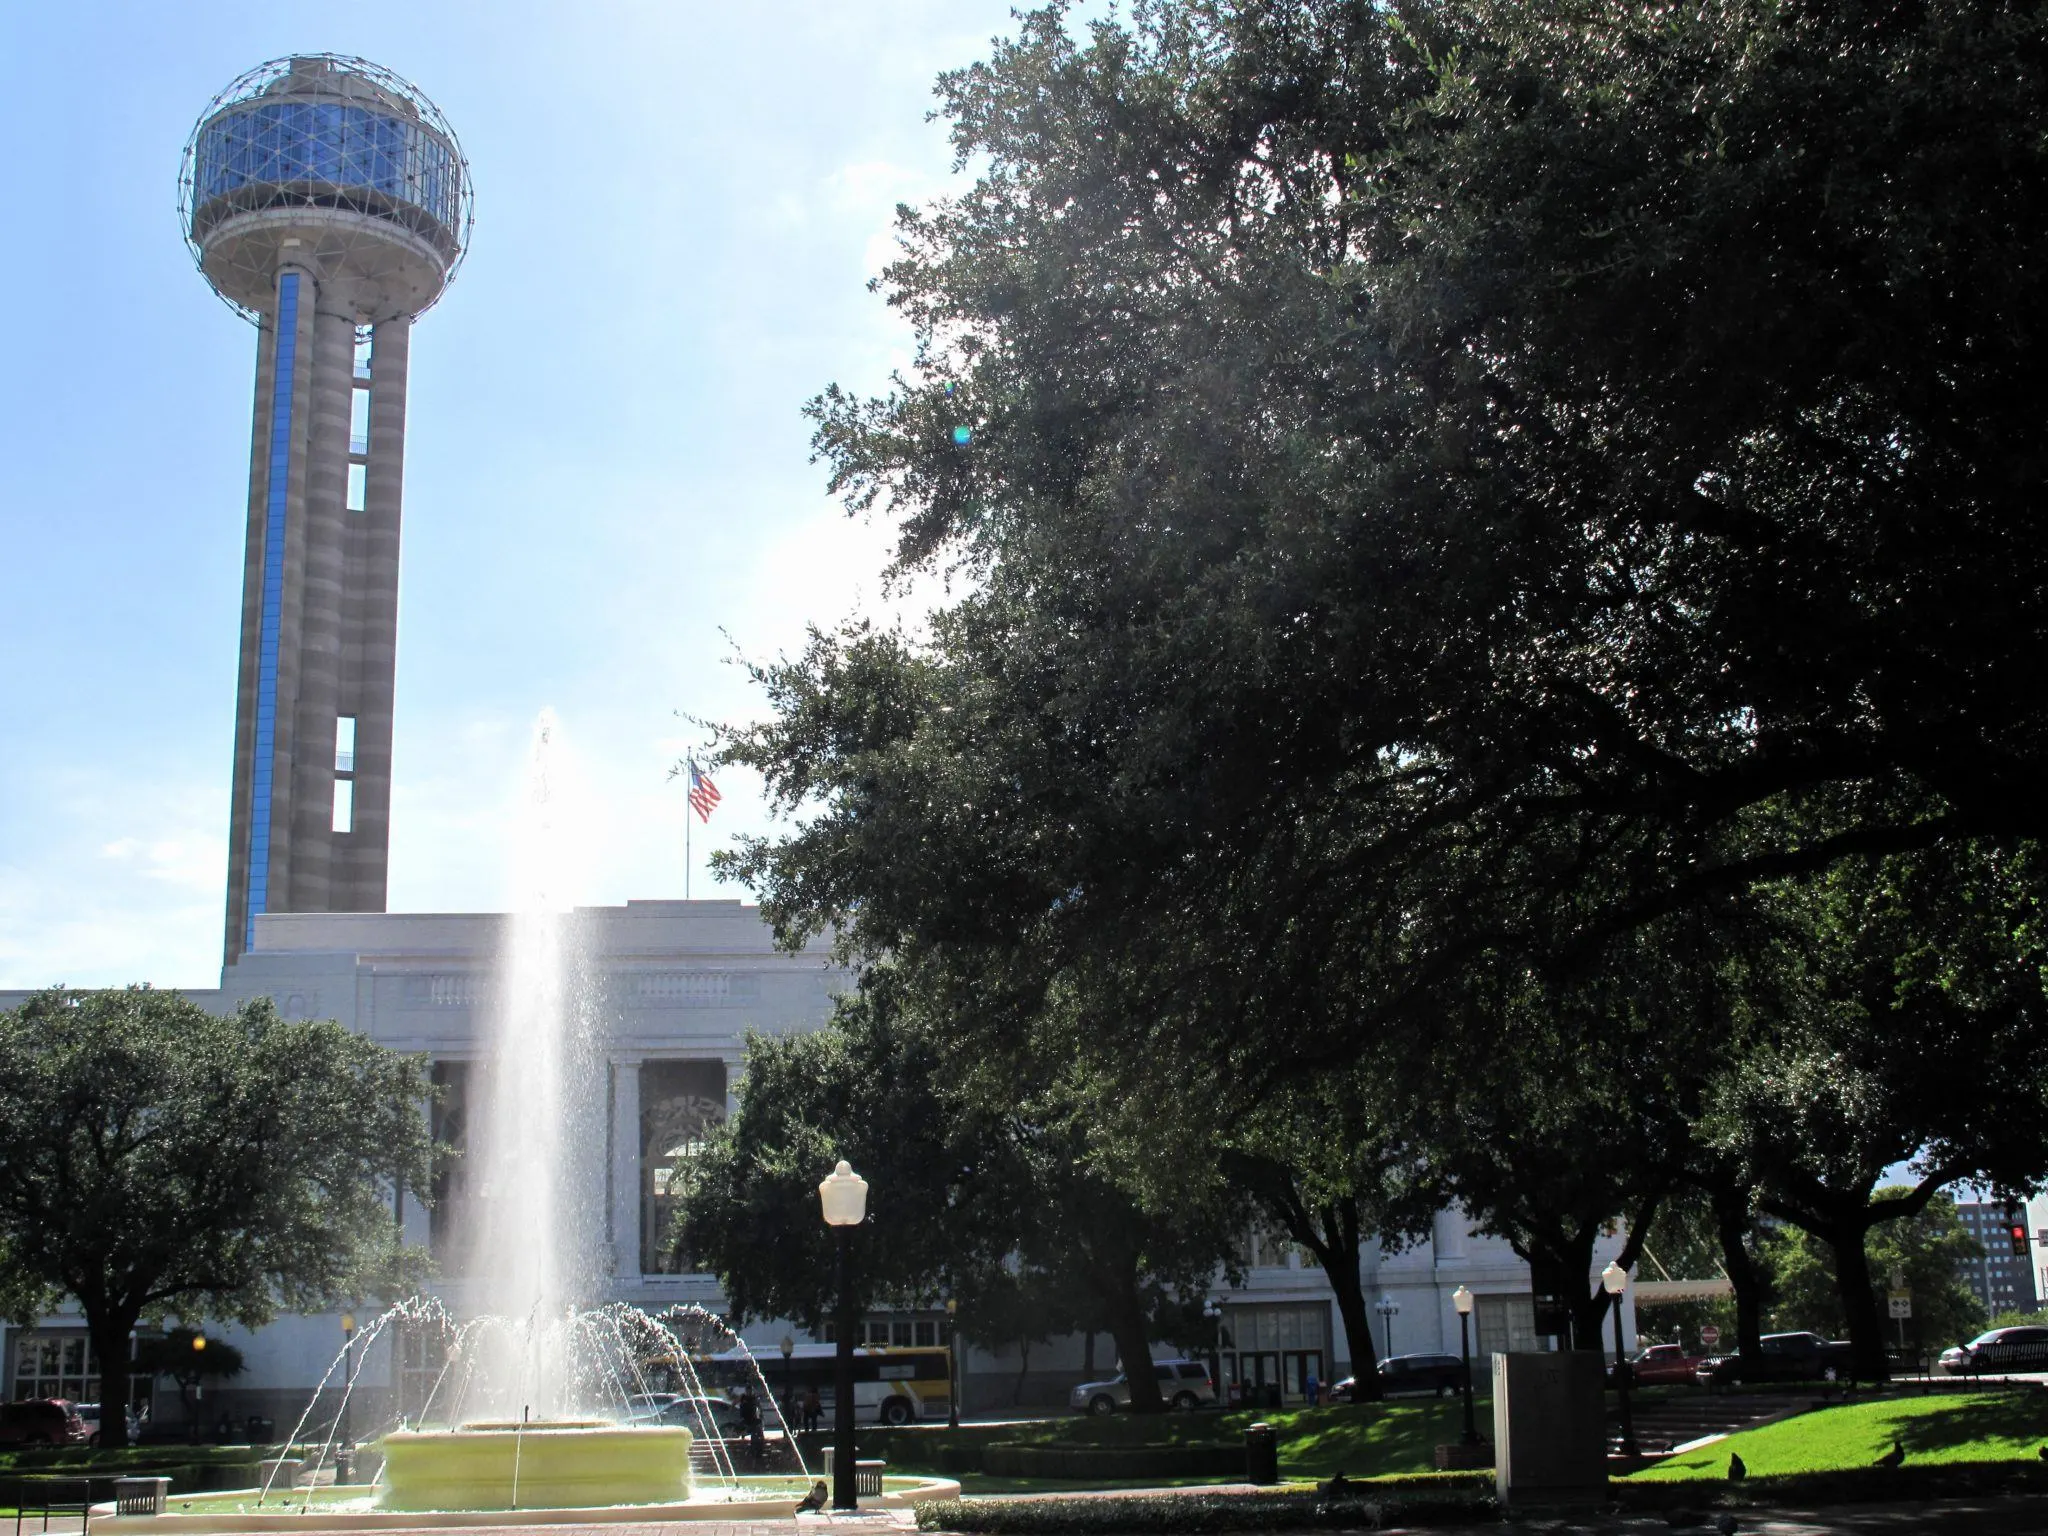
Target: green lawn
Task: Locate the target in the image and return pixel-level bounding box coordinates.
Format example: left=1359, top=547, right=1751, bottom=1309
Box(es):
left=1631, top=1391, right=2048, bottom=1481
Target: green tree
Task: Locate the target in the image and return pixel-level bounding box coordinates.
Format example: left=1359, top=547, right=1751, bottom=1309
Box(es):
left=1761, top=1192, right=1985, bottom=1362
left=133, top=1328, right=247, bottom=1419
left=672, top=983, right=1022, bottom=1334
left=1706, top=844, right=2048, bottom=1378
left=0, top=988, right=434, bottom=1449
left=678, top=967, right=1247, bottom=1411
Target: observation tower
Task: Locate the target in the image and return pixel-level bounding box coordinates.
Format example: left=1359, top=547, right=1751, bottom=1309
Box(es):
left=181, top=55, right=473, bottom=965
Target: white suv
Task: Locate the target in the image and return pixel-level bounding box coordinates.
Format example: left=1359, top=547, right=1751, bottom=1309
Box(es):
left=1070, top=1359, right=1217, bottom=1414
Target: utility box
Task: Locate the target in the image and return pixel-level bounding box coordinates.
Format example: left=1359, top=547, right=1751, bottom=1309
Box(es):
left=1492, top=1352, right=1606, bottom=1508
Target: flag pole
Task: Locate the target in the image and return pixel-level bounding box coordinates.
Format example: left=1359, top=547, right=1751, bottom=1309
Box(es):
left=685, top=797, right=692, bottom=900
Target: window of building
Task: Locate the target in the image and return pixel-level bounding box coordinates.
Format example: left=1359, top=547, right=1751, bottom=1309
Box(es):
left=350, top=387, right=370, bottom=455
left=10, top=1332, right=97, bottom=1404
left=353, top=333, right=373, bottom=381
left=347, top=462, right=367, bottom=511
left=333, top=715, right=356, bottom=833
left=1474, top=1293, right=1540, bottom=1361
left=428, top=1061, right=472, bottom=1273
left=640, top=1059, right=728, bottom=1273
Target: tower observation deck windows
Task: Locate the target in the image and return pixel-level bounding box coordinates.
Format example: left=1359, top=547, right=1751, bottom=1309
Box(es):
left=191, top=100, right=462, bottom=254
left=347, top=462, right=367, bottom=511
left=350, top=386, right=370, bottom=454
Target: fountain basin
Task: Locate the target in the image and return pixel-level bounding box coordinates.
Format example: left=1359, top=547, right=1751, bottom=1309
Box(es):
left=379, top=1422, right=692, bottom=1510
left=85, top=1474, right=964, bottom=1532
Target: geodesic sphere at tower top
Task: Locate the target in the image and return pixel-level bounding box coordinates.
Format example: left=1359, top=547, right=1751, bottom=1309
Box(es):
left=180, top=54, right=474, bottom=325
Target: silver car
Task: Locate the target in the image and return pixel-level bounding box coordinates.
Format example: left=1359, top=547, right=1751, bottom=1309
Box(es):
left=1069, top=1359, right=1217, bottom=1414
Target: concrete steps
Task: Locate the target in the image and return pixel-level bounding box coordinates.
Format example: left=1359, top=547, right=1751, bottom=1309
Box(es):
left=1608, top=1393, right=1810, bottom=1457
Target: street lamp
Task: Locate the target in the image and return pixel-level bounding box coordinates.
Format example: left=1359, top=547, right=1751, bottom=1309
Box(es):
left=1601, top=1261, right=1638, bottom=1461
left=1452, top=1286, right=1480, bottom=1446
left=819, top=1159, right=869, bottom=1511
left=779, top=1334, right=795, bottom=1422
left=945, top=1299, right=961, bottom=1429
left=1375, top=1295, right=1401, bottom=1362
left=1203, top=1299, right=1226, bottom=1406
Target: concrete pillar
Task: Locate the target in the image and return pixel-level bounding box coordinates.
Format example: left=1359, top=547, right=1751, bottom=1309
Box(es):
left=286, top=303, right=355, bottom=912
left=611, top=1061, right=642, bottom=1280
left=223, top=261, right=317, bottom=961
left=339, top=318, right=409, bottom=913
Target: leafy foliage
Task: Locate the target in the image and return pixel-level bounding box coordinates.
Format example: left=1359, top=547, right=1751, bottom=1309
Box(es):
left=0, top=988, right=434, bottom=1447
left=1762, top=1191, right=1986, bottom=1356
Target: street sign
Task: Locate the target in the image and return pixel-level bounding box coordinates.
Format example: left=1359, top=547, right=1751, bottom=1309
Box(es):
left=1699, top=1324, right=1721, bottom=1348
left=1888, top=1294, right=1913, bottom=1319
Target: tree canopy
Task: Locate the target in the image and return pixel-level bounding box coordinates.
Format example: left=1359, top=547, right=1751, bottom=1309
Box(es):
left=0, top=988, right=435, bottom=1447
left=701, top=0, right=2048, bottom=1385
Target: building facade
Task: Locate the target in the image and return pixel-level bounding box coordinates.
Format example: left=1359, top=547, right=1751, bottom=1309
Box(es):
left=1956, top=1201, right=2040, bottom=1318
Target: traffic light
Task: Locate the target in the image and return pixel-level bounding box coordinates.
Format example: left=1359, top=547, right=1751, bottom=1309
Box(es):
left=2006, top=1204, right=2029, bottom=1256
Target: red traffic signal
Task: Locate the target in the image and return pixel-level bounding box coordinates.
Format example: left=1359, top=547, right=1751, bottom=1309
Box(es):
left=2011, top=1223, right=2030, bottom=1257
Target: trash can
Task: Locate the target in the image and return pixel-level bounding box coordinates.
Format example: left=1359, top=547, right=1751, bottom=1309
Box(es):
left=1244, top=1421, right=1279, bottom=1486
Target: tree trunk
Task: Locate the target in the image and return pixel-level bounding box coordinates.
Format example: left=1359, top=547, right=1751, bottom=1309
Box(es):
left=87, top=1303, right=141, bottom=1451
left=1082, top=1331, right=1096, bottom=1375
left=1108, top=1282, right=1163, bottom=1413
left=1829, top=1219, right=1891, bottom=1382
left=1711, top=1181, right=1766, bottom=1364
left=1013, top=1339, right=1030, bottom=1407
left=1324, top=1245, right=1381, bottom=1400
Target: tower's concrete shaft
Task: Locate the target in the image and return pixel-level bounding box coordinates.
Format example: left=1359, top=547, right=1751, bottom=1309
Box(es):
left=183, top=55, right=470, bottom=966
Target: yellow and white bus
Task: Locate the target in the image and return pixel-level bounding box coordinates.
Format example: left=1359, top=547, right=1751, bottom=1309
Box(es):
left=704, top=1344, right=953, bottom=1426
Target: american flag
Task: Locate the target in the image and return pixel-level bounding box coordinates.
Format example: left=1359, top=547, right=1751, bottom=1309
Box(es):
left=686, top=759, right=722, bottom=823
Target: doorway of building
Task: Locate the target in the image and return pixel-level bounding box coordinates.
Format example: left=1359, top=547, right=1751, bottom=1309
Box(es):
left=1284, top=1349, right=1325, bottom=1398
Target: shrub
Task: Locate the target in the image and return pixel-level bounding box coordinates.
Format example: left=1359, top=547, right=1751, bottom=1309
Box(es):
left=917, top=1484, right=1498, bottom=1534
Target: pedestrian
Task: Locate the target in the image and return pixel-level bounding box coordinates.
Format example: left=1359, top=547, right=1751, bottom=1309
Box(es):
left=738, top=1387, right=765, bottom=1462
left=803, top=1386, right=822, bottom=1433
left=1306, top=1370, right=1320, bottom=1407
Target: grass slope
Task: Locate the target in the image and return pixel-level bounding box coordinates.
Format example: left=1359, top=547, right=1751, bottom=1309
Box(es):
left=836, top=1400, right=1479, bottom=1491
left=1633, top=1391, right=2048, bottom=1480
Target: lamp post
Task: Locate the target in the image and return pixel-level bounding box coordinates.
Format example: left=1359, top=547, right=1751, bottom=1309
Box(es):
left=1451, top=1286, right=1479, bottom=1446
left=945, top=1299, right=961, bottom=1429
left=1375, top=1295, right=1400, bottom=1362
left=338, top=1314, right=357, bottom=1482
left=1203, top=1299, right=1226, bottom=1405
left=819, top=1159, right=869, bottom=1511
left=1601, top=1261, right=1638, bottom=1461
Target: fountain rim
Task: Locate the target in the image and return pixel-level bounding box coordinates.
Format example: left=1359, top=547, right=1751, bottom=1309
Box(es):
left=87, top=1474, right=964, bottom=1533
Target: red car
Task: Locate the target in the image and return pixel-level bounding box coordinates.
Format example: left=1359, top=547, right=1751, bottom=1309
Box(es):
left=0, top=1399, right=91, bottom=1446
left=1611, top=1343, right=1703, bottom=1385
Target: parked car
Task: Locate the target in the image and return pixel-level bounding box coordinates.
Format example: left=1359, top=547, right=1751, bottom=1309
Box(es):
left=1371, top=1353, right=1470, bottom=1397
left=0, top=1399, right=90, bottom=1446
left=1069, top=1359, right=1217, bottom=1414
left=1939, top=1326, right=2048, bottom=1376
left=1695, top=1330, right=1855, bottom=1385
left=1610, top=1342, right=1704, bottom=1386
left=628, top=1394, right=744, bottom=1435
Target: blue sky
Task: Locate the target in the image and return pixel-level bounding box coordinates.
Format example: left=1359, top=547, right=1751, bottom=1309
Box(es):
left=0, top=1, right=1021, bottom=989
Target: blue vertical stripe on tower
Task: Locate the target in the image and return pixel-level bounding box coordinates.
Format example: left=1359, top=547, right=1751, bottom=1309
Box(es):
left=245, top=270, right=300, bottom=950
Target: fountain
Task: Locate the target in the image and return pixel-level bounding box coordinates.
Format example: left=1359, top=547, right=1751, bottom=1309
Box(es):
left=90, top=714, right=957, bottom=1529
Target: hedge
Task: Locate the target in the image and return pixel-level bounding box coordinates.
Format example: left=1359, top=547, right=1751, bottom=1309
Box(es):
left=916, top=1486, right=1497, bottom=1534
